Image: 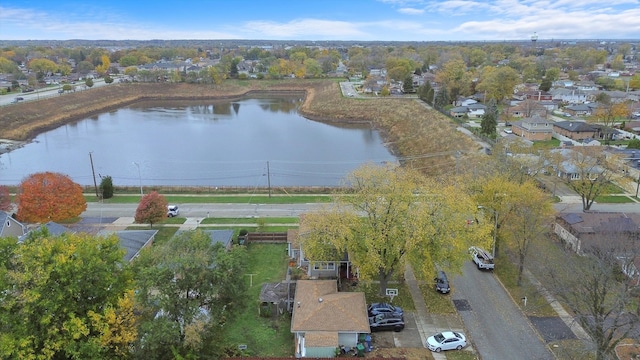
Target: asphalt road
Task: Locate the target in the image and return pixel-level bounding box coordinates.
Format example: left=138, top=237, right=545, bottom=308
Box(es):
left=452, top=262, right=554, bottom=360
left=82, top=202, right=331, bottom=218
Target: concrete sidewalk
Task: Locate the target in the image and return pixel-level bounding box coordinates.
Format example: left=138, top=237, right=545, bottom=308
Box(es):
left=404, top=264, right=474, bottom=359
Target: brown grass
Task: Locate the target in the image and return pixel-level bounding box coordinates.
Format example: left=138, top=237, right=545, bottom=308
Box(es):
left=0, top=80, right=478, bottom=175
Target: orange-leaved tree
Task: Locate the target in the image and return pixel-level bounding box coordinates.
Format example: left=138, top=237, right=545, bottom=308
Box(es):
left=16, top=172, right=86, bottom=223
left=135, top=191, right=168, bottom=228
left=0, top=185, right=11, bottom=211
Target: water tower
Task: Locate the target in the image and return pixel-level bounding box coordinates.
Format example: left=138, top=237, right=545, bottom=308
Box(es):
left=531, top=32, right=538, bottom=43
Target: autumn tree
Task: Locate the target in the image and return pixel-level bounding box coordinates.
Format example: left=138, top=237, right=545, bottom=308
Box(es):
left=589, top=98, right=630, bottom=143
left=16, top=172, right=87, bottom=223
left=545, top=148, right=625, bottom=211
left=95, top=54, right=111, bottom=75
left=476, top=65, right=520, bottom=102
left=0, top=232, right=136, bottom=359
left=499, top=180, right=554, bottom=285
left=0, top=185, right=11, bottom=211
left=435, top=59, right=472, bottom=99
left=300, top=164, right=491, bottom=295
left=131, top=230, right=247, bottom=359
left=134, top=191, right=168, bottom=228
left=27, top=58, right=58, bottom=77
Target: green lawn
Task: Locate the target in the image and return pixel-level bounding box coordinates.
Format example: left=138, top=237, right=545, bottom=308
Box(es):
left=595, top=195, right=636, bottom=203
left=224, top=243, right=293, bottom=357
left=199, top=217, right=299, bottom=225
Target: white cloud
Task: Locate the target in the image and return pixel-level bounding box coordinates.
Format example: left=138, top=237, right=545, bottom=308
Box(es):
left=241, top=19, right=366, bottom=39
left=398, top=7, right=425, bottom=14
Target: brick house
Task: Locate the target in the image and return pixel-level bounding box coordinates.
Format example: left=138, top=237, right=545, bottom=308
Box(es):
left=553, top=121, right=599, bottom=141
left=512, top=115, right=553, bottom=141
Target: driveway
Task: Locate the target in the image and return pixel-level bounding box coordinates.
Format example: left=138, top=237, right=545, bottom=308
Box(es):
left=452, top=261, right=554, bottom=360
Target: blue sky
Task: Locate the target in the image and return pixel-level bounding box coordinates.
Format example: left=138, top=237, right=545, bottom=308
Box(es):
left=0, top=0, right=639, bottom=41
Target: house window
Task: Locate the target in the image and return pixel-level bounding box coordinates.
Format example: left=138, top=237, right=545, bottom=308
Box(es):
left=313, top=262, right=335, bottom=271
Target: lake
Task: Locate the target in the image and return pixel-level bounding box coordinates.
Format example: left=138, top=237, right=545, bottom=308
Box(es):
left=0, top=96, right=396, bottom=187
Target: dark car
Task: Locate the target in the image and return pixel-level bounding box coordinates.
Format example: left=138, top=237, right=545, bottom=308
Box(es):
left=368, top=313, right=405, bottom=332
left=22, top=88, right=34, bottom=93
left=435, top=270, right=450, bottom=294
left=367, top=303, right=403, bottom=317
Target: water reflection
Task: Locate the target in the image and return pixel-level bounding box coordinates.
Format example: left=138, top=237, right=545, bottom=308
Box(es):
left=0, top=96, right=396, bottom=187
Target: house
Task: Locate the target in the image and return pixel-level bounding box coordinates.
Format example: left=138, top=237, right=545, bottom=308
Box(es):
left=511, top=115, right=553, bottom=141
left=176, top=229, right=234, bottom=250
left=289, top=222, right=356, bottom=281
left=98, top=229, right=158, bottom=262
left=525, top=91, right=553, bottom=102
left=0, top=211, right=27, bottom=239
left=563, top=104, right=593, bottom=117
left=291, top=280, right=369, bottom=358
left=554, top=212, right=640, bottom=285
left=549, top=88, right=588, bottom=104
left=553, top=121, right=599, bottom=141
left=504, top=99, right=548, bottom=118
left=548, top=148, right=605, bottom=180
left=448, top=103, right=486, bottom=119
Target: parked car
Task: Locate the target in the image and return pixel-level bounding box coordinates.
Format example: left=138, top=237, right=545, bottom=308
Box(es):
left=12, top=97, right=24, bottom=103
left=368, top=313, right=405, bottom=332
left=167, top=205, right=179, bottom=217
left=426, top=331, right=467, bottom=352
left=434, top=270, right=450, bottom=294
left=469, top=246, right=494, bottom=270
left=367, top=303, right=403, bottom=317
left=22, top=88, right=34, bottom=93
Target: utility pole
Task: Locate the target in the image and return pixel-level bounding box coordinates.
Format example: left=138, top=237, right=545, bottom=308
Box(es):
left=89, top=152, right=99, bottom=198
left=266, top=161, right=271, bottom=198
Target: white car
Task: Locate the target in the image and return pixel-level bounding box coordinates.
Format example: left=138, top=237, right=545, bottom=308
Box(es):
left=167, top=205, right=179, bottom=217
left=426, top=331, right=467, bottom=352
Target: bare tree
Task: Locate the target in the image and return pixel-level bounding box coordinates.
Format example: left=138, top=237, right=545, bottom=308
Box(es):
left=545, top=237, right=640, bottom=360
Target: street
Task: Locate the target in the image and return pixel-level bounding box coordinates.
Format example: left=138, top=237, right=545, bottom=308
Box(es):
left=452, top=262, right=554, bottom=360
left=82, top=202, right=332, bottom=219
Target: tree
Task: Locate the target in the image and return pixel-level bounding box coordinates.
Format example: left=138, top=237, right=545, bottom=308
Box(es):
left=480, top=100, right=498, bottom=136
left=626, top=138, right=640, bottom=149
left=590, top=100, right=630, bottom=143
left=16, top=172, right=87, bottom=223
left=85, top=77, right=94, bottom=88
left=0, top=232, right=135, bottom=360
left=300, top=164, right=490, bottom=295
left=545, top=243, right=640, bottom=360
left=402, top=75, right=414, bottom=93
left=476, top=65, right=520, bottom=102
left=134, top=191, right=167, bottom=228
left=0, top=185, right=11, bottom=211
left=104, top=75, right=114, bottom=84
left=95, top=54, right=111, bottom=75
left=499, top=180, right=554, bottom=285
left=100, top=175, right=114, bottom=199
left=546, top=148, right=624, bottom=211
left=435, top=59, right=472, bottom=99
left=131, top=230, right=247, bottom=359
left=27, top=58, right=57, bottom=77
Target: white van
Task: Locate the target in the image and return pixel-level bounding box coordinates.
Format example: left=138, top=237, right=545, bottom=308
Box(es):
left=167, top=205, right=179, bottom=217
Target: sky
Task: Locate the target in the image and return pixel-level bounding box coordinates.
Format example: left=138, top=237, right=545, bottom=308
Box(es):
left=0, top=0, right=639, bottom=42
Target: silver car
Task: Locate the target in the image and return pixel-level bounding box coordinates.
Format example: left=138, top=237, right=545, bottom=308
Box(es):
left=426, top=331, right=467, bottom=352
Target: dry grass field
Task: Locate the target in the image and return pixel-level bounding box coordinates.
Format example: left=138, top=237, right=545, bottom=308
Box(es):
left=0, top=79, right=478, bottom=174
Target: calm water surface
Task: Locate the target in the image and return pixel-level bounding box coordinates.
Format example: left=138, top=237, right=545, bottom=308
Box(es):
left=0, top=96, right=396, bottom=187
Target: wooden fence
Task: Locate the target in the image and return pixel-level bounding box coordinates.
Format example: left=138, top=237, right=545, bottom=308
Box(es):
left=246, top=232, right=288, bottom=243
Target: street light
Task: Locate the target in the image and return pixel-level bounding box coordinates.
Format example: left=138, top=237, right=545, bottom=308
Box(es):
left=478, top=205, right=498, bottom=258
left=132, top=161, right=142, bottom=196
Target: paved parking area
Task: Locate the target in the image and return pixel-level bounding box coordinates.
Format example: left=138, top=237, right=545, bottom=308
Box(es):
left=369, top=312, right=424, bottom=350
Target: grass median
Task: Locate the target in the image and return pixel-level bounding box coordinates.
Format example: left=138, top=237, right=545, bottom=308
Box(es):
left=86, top=194, right=333, bottom=204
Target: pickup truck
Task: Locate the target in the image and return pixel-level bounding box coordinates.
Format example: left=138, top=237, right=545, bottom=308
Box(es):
left=469, top=246, right=494, bottom=270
